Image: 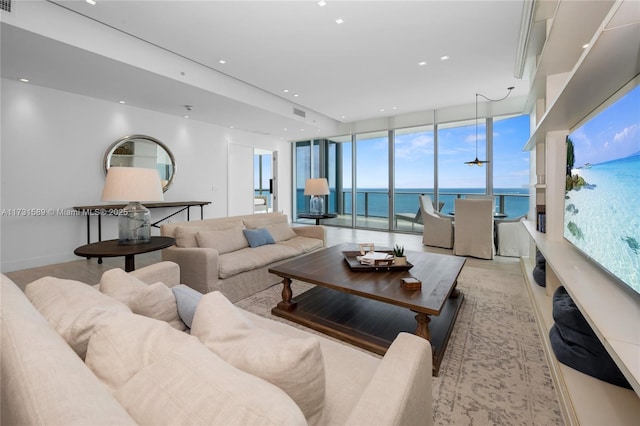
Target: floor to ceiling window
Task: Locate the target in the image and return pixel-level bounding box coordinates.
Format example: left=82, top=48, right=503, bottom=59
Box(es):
left=293, top=114, right=529, bottom=231
left=437, top=119, right=486, bottom=214
left=355, top=131, right=389, bottom=230
left=394, top=125, right=435, bottom=231
left=492, top=114, right=531, bottom=218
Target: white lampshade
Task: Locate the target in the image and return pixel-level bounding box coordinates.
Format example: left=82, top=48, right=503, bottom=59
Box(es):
left=101, top=167, right=164, bottom=202
left=304, top=178, right=330, bottom=196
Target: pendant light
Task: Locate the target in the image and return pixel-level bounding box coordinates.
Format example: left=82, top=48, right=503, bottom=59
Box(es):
left=465, top=86, right=515, bottom=166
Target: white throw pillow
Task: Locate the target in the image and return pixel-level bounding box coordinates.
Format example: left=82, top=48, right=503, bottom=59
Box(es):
left=86, top=312, right=306, bottom=426
left=100, top=268, right=185, bottom=331
left=191, top=291, right=326, bottom=423
left=25, top=276, right=131, bottom=359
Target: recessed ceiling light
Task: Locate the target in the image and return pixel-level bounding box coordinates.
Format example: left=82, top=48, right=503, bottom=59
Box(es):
left=379, top=108, right=385, bottom=112
left=293, top=94, right=299, bottom=97
left=218, top=59, right=226, bottom=64
left=86, top=0, right=96, bottom=5
left=119, top=100, right=126, bottom=104
left=183, top=115, right=189, bottom=119
left=392, top=106, right=397, bottom=110
left=230, top=125, right=234, bottom=129
left=18, top=78, right=29, bottom=83
left=283, top=128, right=288, bottom=131
left=582, top=43, right=589, bottom=49
left=418, top=61, right=427, bottom=66
left=283, top=89, right=289, bottom=93
left=440, top=55, right=450, bottom=61
left=318, top=0, right=327, bottom=7
left=335, top=18, right=344, bottom=24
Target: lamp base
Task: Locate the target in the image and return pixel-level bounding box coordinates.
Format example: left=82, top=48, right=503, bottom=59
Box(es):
left=118, top=202, right=151, bottom=245
left=310, top=196, right=325, bottom=215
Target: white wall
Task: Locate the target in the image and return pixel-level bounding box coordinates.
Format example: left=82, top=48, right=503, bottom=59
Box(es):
left=0, top=79, right=291, bottom=272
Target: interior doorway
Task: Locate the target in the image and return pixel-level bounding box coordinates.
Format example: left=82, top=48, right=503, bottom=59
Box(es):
left=254, top=148, right=277, bottom=214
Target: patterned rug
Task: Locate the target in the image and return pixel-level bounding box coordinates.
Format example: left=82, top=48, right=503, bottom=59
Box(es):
left=235, top=258, right=564, bottom=425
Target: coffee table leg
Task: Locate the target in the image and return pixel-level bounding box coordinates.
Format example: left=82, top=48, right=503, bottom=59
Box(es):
left=276, top=277, right=297, bottom=312
left=414, top=312, right=431, bottom=341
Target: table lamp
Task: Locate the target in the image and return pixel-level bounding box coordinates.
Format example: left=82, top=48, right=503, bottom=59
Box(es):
left=101, top=167, right=164, bottom=245
left=304, top=178, right=329, bottom=215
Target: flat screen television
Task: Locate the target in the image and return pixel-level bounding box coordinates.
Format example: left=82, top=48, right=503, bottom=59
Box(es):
left=564, top=78, right=640, bottom=296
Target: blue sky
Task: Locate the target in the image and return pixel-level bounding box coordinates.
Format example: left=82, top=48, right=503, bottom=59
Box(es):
left=569, top=84, right=640, bottom=167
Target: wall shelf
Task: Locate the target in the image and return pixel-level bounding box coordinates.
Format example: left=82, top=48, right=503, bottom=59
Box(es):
left=523, top=221, right=640, bottom=425
left=521, top=1, right=640, bottom=423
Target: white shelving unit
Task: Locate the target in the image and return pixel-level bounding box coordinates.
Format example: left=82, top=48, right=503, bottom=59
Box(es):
left=521, top=1, right=640, bottom=424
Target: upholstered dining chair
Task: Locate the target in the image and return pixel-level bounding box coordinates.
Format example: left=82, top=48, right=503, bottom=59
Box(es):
left=453, top=198, right=494, bottom=259
left=495, top=215, right=530, bottom=257
left=419, top=195, right=454, bottom=249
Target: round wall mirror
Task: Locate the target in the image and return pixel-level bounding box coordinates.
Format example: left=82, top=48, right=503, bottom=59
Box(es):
left=104, top=135, right=176, bottom=192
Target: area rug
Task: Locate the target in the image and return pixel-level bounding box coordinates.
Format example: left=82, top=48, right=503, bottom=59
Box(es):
left=235, top=258, right=564, bottom=425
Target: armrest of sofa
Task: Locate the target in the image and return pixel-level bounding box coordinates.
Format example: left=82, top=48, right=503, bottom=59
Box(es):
left=161, top=246, right=220, bottom=294
left=292, top=225, right=326, bottom=245
left=130, top=261, right=181, bottom=288
left=345, top=333, right=433, bottom=426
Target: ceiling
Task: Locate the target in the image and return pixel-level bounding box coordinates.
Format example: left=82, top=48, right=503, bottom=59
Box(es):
left=2, top=0, right=537, bottom=140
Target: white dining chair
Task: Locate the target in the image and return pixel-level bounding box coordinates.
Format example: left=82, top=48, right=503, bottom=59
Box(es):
left=453, top=198, right=494, bottom=259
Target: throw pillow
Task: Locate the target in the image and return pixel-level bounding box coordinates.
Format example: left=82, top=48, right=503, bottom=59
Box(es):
left=86, top=312, right=306, bottom=426
left=195, top=225, right=248, bottom=254
left=100, top=268, right=185, bottom=331
left=24, top=276, right=131, bottom=359
left=171, top=284, right=203, bottom=329
left=243, top=213, right=288, bottom=229
left=243, top=227, right=275, bottom=248
left=266, top=222, right=298, bottom=242
left=191, top=291, right=326, bottom=423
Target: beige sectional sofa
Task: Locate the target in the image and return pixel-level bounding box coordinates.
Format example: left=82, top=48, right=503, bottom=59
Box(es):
left=160, top=212, right=325, bottom=302
left=1, top=261, right=433, bottom=426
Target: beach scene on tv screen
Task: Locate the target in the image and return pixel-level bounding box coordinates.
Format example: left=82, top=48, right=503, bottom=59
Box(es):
left=564, top=84, right=640, bottom=294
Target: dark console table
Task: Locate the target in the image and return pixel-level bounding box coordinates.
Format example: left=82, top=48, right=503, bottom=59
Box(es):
left=74, top=236, right=175, bottom=272
left=73, top=201, right=210, bottom=244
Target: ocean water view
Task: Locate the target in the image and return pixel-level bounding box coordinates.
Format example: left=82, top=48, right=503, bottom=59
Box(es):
left=565, top=155, right=640, bottom=294
left=295, top=187, right=529, bottom=219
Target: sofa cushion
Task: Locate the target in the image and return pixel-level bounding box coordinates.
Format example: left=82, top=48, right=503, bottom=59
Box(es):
left=24, top=276, right=131, bottom=359
left=265, top=222, right=298, bottom=242
left=1, top=275, right=138, bottom=426
left=243, top=213, right=288, bottom=229
left=86, top=312, right=306, bottom=426
left=278, top=235, right=324, bottom=253
left=191, top=291, right=326, bottom=423
left=174, top=220, right=243, bottom=248
left=171, top=284, right=203, bottom=329
left=243, top=228, right=275, bottom=248
left=196, top=225, right=249, bottom=254
left=217, top=245, right=299, bottom=279
left=100, top=268, right=185, bottom=331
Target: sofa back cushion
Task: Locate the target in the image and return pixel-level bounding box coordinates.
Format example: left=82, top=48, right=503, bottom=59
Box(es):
left=172, top=220, right=243, bottom=248
left=195, top=224, right=248, bottom=253
left=1, top=275, right=137, bottom=426
left=86, top=312, right=307, bottom=426
left=100, top=268, right=185, bottom=331
left=191, top=291, right=326, bottom=424
left=25, top=276, right=131, bottom=360
left=242, top=213, right=288, bottom=229
left=266, top=222, right=298, bottom=242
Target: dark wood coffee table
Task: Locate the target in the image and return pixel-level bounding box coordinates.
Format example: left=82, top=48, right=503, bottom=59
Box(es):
left=74, top=236, right=175, bottom=272
left=269, top=242, right=466, bottom=375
